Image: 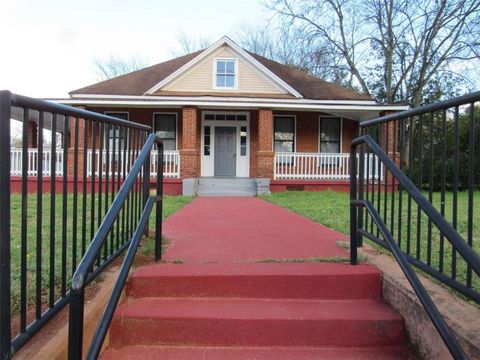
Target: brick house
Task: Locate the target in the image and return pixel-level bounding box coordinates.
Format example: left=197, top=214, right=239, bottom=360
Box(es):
left=53, top=36, right=406, bottom=195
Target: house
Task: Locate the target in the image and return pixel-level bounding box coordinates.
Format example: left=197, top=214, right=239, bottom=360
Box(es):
left=54, top=36, right=407, bottom=195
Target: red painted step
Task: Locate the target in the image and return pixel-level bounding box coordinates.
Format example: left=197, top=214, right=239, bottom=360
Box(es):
left=101, top=345, right=415, bottom=360
left=127, top=263, right=382, bottom=300
left=109, top=297, right=405, bottom=348
left=101, top=263, right=413, bottom=359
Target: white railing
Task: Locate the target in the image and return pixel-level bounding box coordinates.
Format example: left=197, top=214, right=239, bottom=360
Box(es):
left=11, top=148, right=64, bottom=176
left=86, top=149, right=180, bottom=179
left=11, top=148, right=180, bottom=178
left=150, top=150, right=180, bottom=178
left=274, top=152, right=384, bottom=181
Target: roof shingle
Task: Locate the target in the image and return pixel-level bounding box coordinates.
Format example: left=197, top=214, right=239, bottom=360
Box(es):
left=70, top=49, right=372, bottom=101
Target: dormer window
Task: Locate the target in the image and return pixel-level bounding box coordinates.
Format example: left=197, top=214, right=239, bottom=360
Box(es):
left=215, top=58, right=237, bottom=89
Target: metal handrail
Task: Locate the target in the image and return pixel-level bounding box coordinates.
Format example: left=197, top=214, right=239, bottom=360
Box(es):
left=360, top=91, right=480, bottom=127
left=68, top=133, right=164, bottom=359
left=353, top=199, right=466, bottom=359
left=350, top=135, right=480, bottom=276
left=350, top=134, right=480, bottom=360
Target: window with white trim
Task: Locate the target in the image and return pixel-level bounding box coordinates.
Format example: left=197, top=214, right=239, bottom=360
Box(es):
left=319, top=117, right=341, bottom=153
left=274, top=116, right=295, bottom=152
left=215, top=59, right=236, bottom=89
left=154, top=113, right=177, bottom=150
left=105, top=112, right=128, bottom=151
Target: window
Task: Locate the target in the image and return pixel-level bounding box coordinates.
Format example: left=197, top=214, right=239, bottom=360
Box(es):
left=204, top=126, right=211, bottom=156
left=319, top=117, right=341, bottom=153
left=154, top=113, right=176, bottom=150
left=274, top=116, right=295, bottom=152
left=104, top=112, right=128, bottom=150
left=215, top=59, right=236, bottom=89
left=240, top=126, right=247, bottom=156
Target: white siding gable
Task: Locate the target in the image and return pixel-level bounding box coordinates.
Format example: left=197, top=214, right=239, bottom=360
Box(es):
left=161, top=46, right=289, bottom=95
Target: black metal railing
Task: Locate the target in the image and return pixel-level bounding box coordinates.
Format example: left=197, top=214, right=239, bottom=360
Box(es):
left=350, top=92, right=480, bottom=359
left=358, top=92, right=480, bottom=302
left=68, top=133, right=163, bottom=359
left=0, top=90, right=162, bottom=359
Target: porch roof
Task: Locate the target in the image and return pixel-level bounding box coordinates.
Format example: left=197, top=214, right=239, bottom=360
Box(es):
left=50, top=96, right=408, bottom=121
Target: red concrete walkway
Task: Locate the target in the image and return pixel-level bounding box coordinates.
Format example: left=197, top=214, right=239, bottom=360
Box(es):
left=163, top=197, right=348, bottom=263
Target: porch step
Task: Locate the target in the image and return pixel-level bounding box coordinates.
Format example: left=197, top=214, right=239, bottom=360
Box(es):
left=101, top=345, right=414, bottom=359
left=197, top=178, right=256, bottom=196
left=109, top=297, right=405, bottom=348
left=126, top=263, right=382, bottom=300
left=101, top=263, right=413, bottom=359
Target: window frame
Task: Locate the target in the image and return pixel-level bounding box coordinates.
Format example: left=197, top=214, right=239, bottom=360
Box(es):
left=318, top=116, right=343, bottom=153
left=273, top=115, right=296, bottom=153
left=213, top=58, right=238, bottom=90
left=152, top=112, right=178, bottom=151
left=104, top=111, right=129, bottom=152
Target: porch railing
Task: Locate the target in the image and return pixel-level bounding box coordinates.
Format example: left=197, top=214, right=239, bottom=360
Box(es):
left=86, top=149, right=180, bottom=179
left=11, top=148, right=180, bottom=178
left=274, top=152, right=384, bottom=181
left=11, top=148, right=64, bottom=176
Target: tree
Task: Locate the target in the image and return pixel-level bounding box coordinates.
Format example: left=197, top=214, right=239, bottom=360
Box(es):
left=94, top=56, right=148, bottom=81
left=268, top=0, right=480, bottom=106
left=170, top=31, right=212, bottom=57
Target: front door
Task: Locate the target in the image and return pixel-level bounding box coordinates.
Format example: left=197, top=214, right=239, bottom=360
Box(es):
left=214, top=127, right=236, bottom=176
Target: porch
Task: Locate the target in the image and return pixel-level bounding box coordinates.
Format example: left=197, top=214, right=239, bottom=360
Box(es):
left=11, top=106, right=396, bottom=195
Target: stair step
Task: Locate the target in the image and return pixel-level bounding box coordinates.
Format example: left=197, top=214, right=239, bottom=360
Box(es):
left=198, top=178, right=255, bottom=186
left=127, top=263, right=382, bottom=300
left=110, top=298, right=405, bottom=348
left=101, top=345, right=414, bottom=360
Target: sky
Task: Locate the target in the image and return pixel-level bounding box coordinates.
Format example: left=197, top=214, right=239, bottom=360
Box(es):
left=0, top=0, right=270, bottom=98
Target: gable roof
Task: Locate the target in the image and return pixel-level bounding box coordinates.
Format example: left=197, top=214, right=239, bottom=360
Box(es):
left=70, top=51, right=202, bottom=96
left=70, top=37, right=372, bottom=101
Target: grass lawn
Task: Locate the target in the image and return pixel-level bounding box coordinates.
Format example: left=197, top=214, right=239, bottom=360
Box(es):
left=262, top=190, right=480, bottom=295
left=9, top=193, right=193, bottom=314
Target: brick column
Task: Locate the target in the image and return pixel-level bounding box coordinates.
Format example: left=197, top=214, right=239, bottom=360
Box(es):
left=256, top=109, right=274, bottom=178
left=180, top=107, right=200, bottom=178
left=379, top=111, right=400, bottom=190
left=27, top=121, right=38, bottom=148
left=67, top=115, right=86, bottom=178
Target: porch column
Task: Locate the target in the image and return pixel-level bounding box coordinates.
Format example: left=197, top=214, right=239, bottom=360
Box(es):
left=67, top=115, right=86, bottom=178
left=27, top=120, right=38, bottom=148
left=379, top=111, right=400, bottom=189
left=180, top=107, right=200, bottom=178
left=256, top=109, right=274, bottom=178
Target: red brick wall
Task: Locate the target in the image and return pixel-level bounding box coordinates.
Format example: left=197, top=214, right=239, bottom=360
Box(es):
left=180, top=107, right=200, bottom=178
left=273, top=111, right=359, bottom=154
left=342, top=118, right=358, bottom=153
left=256, top=109, right=274, bottom=178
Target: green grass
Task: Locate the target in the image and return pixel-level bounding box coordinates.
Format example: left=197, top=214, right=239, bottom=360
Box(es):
left=9, top=193, right=193, bottom=314
left=262, top=190, right=480, bottom=295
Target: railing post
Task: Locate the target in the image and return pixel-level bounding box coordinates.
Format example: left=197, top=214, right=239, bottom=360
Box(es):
left=349, top=143, right=358, bottom=265
left=143, top=141, right=150, bottom=237
left=68, top=289, right=85, bottom=360
left=358, top=128, right=365, bottom=247
left=155, top=142, right=164, bottom=261
left=0, top=90, right=12, bottom=360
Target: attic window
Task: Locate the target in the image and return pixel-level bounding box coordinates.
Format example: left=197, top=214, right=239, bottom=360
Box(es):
left=214, top=59, right=237, bottom=89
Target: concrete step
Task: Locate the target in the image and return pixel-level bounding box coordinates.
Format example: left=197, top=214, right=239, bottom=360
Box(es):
left=101, top=345, right=415, bottom=360
left=127, top=263, right=382, bottom=300
left=109, top=297, right=405, bottom=348
left=198, top=178, right=255, bottom=186
left=197, top=178, right=256, bottom=196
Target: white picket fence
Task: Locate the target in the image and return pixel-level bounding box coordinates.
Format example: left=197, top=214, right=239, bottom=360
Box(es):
left=10, top=148, right=64, bottom=176
left=274, top=152, right=384, bottom=180
left=10, top=148, right=180, bottom=178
